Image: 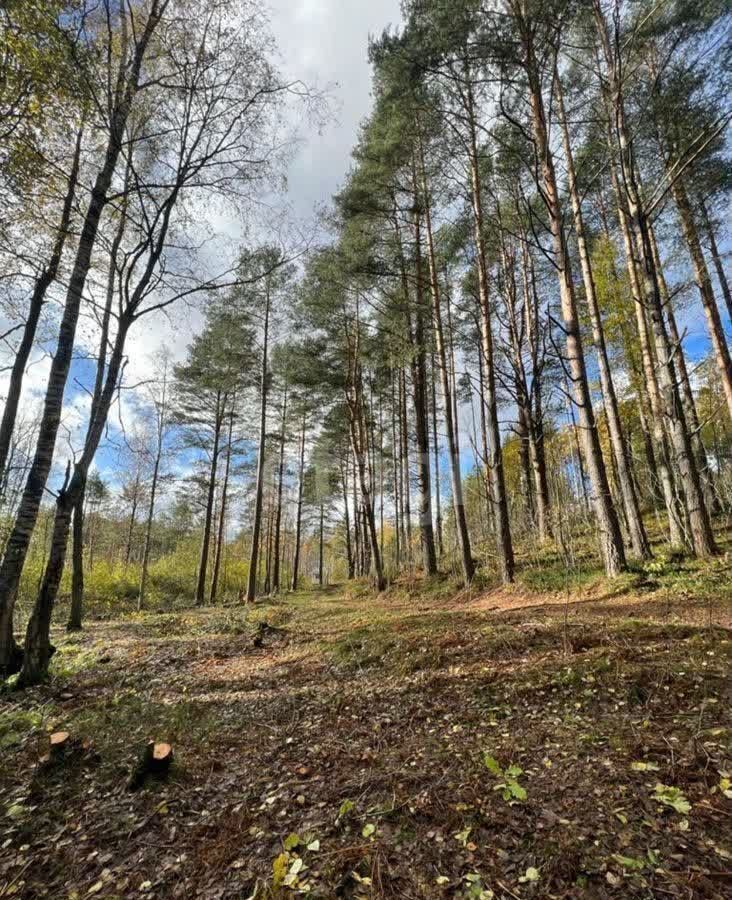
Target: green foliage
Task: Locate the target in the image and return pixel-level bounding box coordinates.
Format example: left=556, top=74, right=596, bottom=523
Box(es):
left=482, top=753, right=527, bottom=802
left=336, top=798, right=355, bottom=823
left=652, top=784, right=691, bottom=815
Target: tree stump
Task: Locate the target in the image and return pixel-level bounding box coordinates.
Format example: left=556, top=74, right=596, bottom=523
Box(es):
left=49, top=731, right=70, bottom=758
left=128, top=741, right=174, bottom=790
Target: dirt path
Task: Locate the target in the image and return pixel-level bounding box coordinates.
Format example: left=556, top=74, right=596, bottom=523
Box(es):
left=1, top=584, right=731, bottom=899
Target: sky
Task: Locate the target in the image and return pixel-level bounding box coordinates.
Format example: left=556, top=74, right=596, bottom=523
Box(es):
left=122, top=0, right=406, bottom=382
left=129, top=0, right=405, bottom=362
left=268, top=0, right=403, bottom=220
left=0, top=0, right=405, bottom=495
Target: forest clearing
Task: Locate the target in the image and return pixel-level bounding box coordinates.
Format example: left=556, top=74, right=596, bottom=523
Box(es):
left=1, top=542, right=731, bottom=899
left=2, top=0, right=732, bottom=896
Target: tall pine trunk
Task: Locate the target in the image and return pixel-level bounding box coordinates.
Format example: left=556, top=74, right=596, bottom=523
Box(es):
left=649, top=225, right=717, bottom=511
left=272, top=383, right=288, bottom=593
left=291, top=411, right=307, bottom=590
left=318, top=504, right=324, bottom=587
left=195, top=396, right=222, bottom=606
left=416, top=123, right=475, bottom=584
left=555, top=72, right=650, bottom=560
left=519, top=230, right=552, bottom=541
left=519, top=16, right=626, bottom=575
left=464, top=66, right=514, bottom=583
left=246, top=289, right=270, bottom=602
left=399, top=192, right=437, bottom=575
left=670, top=176, right=732, bottom=422
left=138, top=386, right=167, bottom=610
left=430, top=352, right=444, bottom=557
left=699, top=197, right=732, bottom=322
left=594, top=0, right=715, bottom=558
left=606, top=158, right=686, bottom=545
left=210, top=408, right=233, bottom=605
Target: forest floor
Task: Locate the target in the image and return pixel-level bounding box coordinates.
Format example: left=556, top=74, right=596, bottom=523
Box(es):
left=1, top=554, right=732, bottom=899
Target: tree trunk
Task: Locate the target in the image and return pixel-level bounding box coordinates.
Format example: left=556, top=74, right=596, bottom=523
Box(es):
left=66, top=492, right=85, bottom=631
left=400, top=195, right=437, bottom=575
left=124, top=473, right=140, bottom=567
left=318, top=504, right=324, bottom=587
left=272, top=383, right=288, bottom=594
left=464, top=67, right=515, bottom=582
left=1, top=3, right=164, bottom=677
left=0, top=126, right=83, bottom=491
left=390, top=372, right=401, bottom=570
left=344, top=301, right=386, bottom=591
left=431, top=352, right=444, bottom=557
left=594, top=0, right=715, bottom=558
left=649, top=224, right=717, bottom=511
left=519, top=230, right=552, bottom=541
left=263, top=489, right=274, bottom=595
left=607, top=159, right=686, bottom=544
left=138, top=370, right=168, bottom=611
left=416, top=120, right=475, bottom=584
left=349, top=406, right=386, bottom=589
left=516, top=398, right=534, bottom=527
left=520, top=20, right=626, bottom=576
left=399, top=366, right=412, bottom=562
left=291, top=411, right=307, bottom=591
left=699, top=196, right=732, bottom=323
left=246, top=288, right=270, bottom=603
left=476, top=343, right=493, bottom=528
left=195, top=397, right=222, bottom=606
left=555, top=71, right=651, bottom=560
left=342, top=459, right=355, bottom=580
left=210, top=407, right=233, bottom=605
left=18, top=316, right=133, bottom=685
left=670, top=176, right=732, bottom=422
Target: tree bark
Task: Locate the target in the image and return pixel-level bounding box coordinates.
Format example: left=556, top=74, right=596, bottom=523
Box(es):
left=555, top=71, right=650, bottom=560
left=519, top=229, right=552, bottom=541
left=124, top=472, right=141, bottom=567
left=416, top=121, right=475, bottom=584
left=430, top=352, right=444, bottom=557
left=138, top=368, right=169, bottom=611
left=291, top=411, right=307, bottom=590
left=0, top=125, right=83, bottom=491
left=18, top=314, right=133, bottom=685
left=342, top=456, right=355, bottom=580
left=464, top=66, right=515, bottom=583
left=518, top=12, right=626, bottom=575
left=399, top=366, right=412, bottom=562
left=195, top=395, right=222, bottom=606
left=0, top=4, right=165, bottom=675
left=670, top=176, right=732, bottom=422
left=66, top=494, right=84, bottom=632
left=649, top=224, right=717, bottom=511
left=594, top=0, right=715, bottom=557
left=699, top=196, right=732, bottom=323
left=344, top=300, right=386, bottom=591
left=210, top=407, right=233, bottom=605
left=272, top=382, right=288, bottom=593
left=606, top=158, right=686, bottom=544
left=246, top=287, right=271, bottom=603
left=318, top=504, right=324, bottom=587
left=399, top=192, right=437, bottom=575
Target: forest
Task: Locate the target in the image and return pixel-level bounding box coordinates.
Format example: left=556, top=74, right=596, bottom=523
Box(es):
left=0, top=0, right=731, bottom=898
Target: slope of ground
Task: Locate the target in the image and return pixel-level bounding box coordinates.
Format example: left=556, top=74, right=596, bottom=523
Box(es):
left=1, top=571, right=731, bottom=899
